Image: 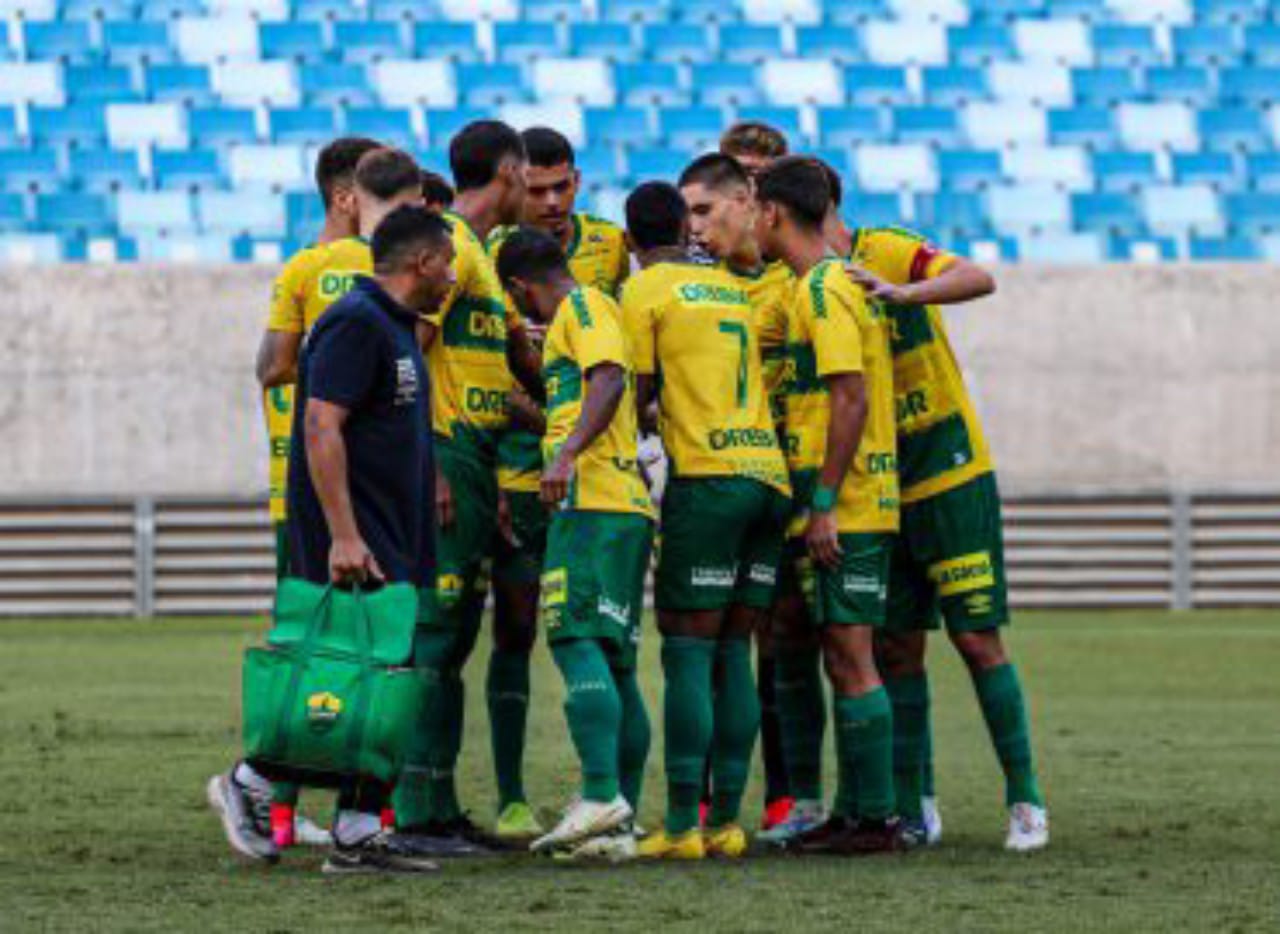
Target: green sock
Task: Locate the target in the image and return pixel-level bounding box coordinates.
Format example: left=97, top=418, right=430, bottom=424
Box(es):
left=486, top=647, right=531, bottom=810
left=271, top=782, right=299, bottom=807
left=973, top=663, right=1043, bottom=807
left=614, top=666, right=651, bottom=812
left=774, top=643, right=826, bottom=801
left=551, top=639, right=621, bottom=802
left=833, top=688, right=894, bottom=821
left=661, top=636, right=716, bottom=834
left=883, top=672, right=930, bottom=821
left=921, top=700, right=936, bottom=799
left=709, top=638, right=760, bottom=828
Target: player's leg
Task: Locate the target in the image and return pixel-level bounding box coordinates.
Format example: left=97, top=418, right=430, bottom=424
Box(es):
left=325, top=779, right=436, bottom=875
left=755, top=612, right=793, bottom=829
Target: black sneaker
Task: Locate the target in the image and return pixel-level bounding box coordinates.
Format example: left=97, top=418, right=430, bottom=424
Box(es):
left=322, top=831, right=439, bottom=875
left=443, top=815, right=518, bottom=852
left=786, top=815, right=857, bottom=855
left=391, top=819, right=495, bottom=858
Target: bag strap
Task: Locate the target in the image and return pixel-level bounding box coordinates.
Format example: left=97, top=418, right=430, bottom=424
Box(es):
left=343, top=585, right=379, bottom=766
left=269, top=583, right=337, bottom=756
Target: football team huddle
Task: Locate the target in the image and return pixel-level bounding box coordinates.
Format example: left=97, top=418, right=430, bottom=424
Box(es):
left=207, top=117, right=1049, bottom=874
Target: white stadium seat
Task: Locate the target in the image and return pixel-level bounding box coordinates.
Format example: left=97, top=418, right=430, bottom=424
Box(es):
left=743, top=0, right=821, bottom=25
left=371, top=61, right=457, bottom=108
left=1014, top=20, right=1094, bottom=65
left=963, top=103, right=1049, bottom=148
left=1106, top=0, right=1192, bottom=24
left=531, top=59, right=614, bottom=107
left=1004, top=146, right=1092, bottom=191
left=886, top=0, right=970, bottom=24
left=206, top=0, right=290, bottom=19
left=854, top=144, right=938, bottom=192
left=0, top=63, right=64, bottom=106
left=174, top=18, right=261, bottom=64
left=0, top=0, right=56, bottom=16
left=988, top=62, right=1074, bottom=106
left=440, top=0, right=519, bottom=20
left=117, top=191, right=194, bottom=233
left=196, top=191, right=286, bottom=237
left=0, top=234, right=61, bottom=264
left=1019, top=232, right=1105, bottom=263
left=863, top=22, right=950, bottom=66
left=501, top=103, right=586, bottom=148
left=212, top=62, right=299, bottom=107
left=228, top=144, right=307, bottom=189
left=761, top=60, right=843, bottom=107
left=988, top=184, right=1072, bottom=232
left=1118, top=102, right=1199, bottom=151
left=134, top=233, right=234, bottom=263
left=107, top=103, right=187, bottom=149
left=1141, top=185, right=1223, bottom=234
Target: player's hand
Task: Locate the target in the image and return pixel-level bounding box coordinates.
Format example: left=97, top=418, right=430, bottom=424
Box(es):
left=330, top=535, right=385, bottom=585
left=541, top=453, right=575, bottom=507
left=496, top=490, right=519, bottom=547
left=436, top=468, right=455, bottom=528
left=845, top=263, right=913, bottom=304
left=805, top=511, right=842, bottom=569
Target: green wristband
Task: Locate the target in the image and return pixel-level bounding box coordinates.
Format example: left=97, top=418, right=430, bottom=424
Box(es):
left=811, top=484, right=837, bottom=513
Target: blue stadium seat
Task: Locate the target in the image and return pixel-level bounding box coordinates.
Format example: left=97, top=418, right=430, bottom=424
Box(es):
left=153, top=148, right=224, bottom=189
left=893, top=107, right=962, bottom=147
left=147, top=64, right=214, bottom=105
left=822, top=0, right=889, bottom=26
left=30, top=104, right=107, bottom=149
left=269, top=107, right=338, bottom=144
left=286, top=189, right=324, bottom=240
left=35, top=193, right=114, bottom=235
left=345, top=106, right=416, bottom=146
left=1245, top=25, right=1280, bottom=65
left=969, top=0, right=1047, bottom=20
left=0, top=150, right=62, bottom=192
left=0, top=108, right=18, bottom=147
left=575, top=147, right=616, bottom=182
left=913, top=190, right=991, bottom=236
left=1172, top=26, right=1238, bottom=66
left=0, top=193, right=26, bottom=232
left=294, top=0, right=364, bottom=20
left=947, top=25, right=1017, bottom=65
left=599, top=0, right=672, bottom=24
left=842, top=193, right=902, bottom=229
left=65, top=65, right=138, bottom=103
left=1247, top=152, right=1280, bottom=191
left=570, top=23, right=637, bottom=62
left=844, top=65, right=912, bottom=105
left=719, top=25, right=783, bottom=64
left=818, top=106, right=883, bottom=147
left=260, top=22, right=325, bottom=63
left=936, top=149, right=1004, bottom=190
left=1173, top=151, right=1241, bottom=189
left=117, top=190, right=193, bottom=235
left=457, top=63, right=528, bottom=106
left=0, top=23, right=10, bottom=63
left=1092, top=26, right=1161, bottom=67
left=425, top=108, right=486, bottom=148
left=1189, top=236, right=1261, bottom=259
left=198, top=190, right=286, bottom=237
left=809, top=147, right=852, bottom=180
left=692, top=63, right=761, bottom=107
left=625, top=147, right=688, bottom=183
left=1146, top=67, right=1214, bottom=106
left=70, top=149, right=143, bottom=192
left=1220, top=67, right=1280, bottom=106
left=330, top=22, right=405, bottom=63
left=1071, top=67, right=1140, bottom=107
left=1224, top=193, right=1280, bottom=233
left=615, top=63, right=686, bottom=106
left=523, top=0, right=587, bottom=22
left=642, top=24, right=713, bottom=65
left=1194, top=0, right=1266, bottom=25
left=366, top=0, right=432, bottom=20
left=675, top=0, right=741, bottom=25
left=738, top=107, right=802, bottom=141
left=411, top=147, right=450, bottom=176
left=1092, top=151, right=1158, bottom=192
left=494, top=21, right=561, bottom=62
left=1047, top=107, right=1118, bottom=148
left=141, top=0, right=207, bottom=18
left=104, top=21, right=173, bottom=66
left=413, top=23, right=482, bottom=62
left=795, top=26, right=863, bottom=65
left=63, top=0, right=140, bottom=20
left=922, top=66, right=989, bottom=106
left=189, top=106, right=259, bottom=147
left=23, top=22, right=96, bottom=63
left=585, top=106, right=652, bottom=146
left=299, top=64, right=374, bottom=107
left=1072, top=191, right=1143, bottom=236
left=659, top=107, right=723, bottom=150
left=1200, top=108, right=1270, bottom=151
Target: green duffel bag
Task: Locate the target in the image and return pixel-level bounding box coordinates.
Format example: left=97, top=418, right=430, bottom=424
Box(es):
left=242, top=579, right=425, bottom=787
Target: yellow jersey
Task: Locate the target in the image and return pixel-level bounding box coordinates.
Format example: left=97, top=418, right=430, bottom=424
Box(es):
left=848, top=226, right=994, bottom=503
left=542, top=286, right=653, bottom=518
left=423, top=210, right=514, bottom=452
left=725, top=259, right=795, bottom=426
left=622, top=259, right=789, bottom=495
left=783, top=257, right=899, bottom=535
left=262, top=238, right=372, bottom=522
left=489, top=213, right=632, bottom=493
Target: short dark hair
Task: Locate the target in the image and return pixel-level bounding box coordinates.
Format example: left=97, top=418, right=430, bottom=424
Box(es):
left=678, top=152, right=751, bottom=192
left=522, top=126, right=575, bottom=169
left=495, top=226, right=570, bottom=286
left=625, top=181, right=688, bottom=251
left=315, top=136, right=381, bottom=209
left=449, top=120, right=526, bottom=192
left=755, top=156, right=831, bottom=232
left=814, top=158, right=843, bottom=210
left=420, top=170, right=455, bottom=210
left=354, top=147, right=421, bottom=201
left=371, top=205, right=452, bottom=273
left=719, top=121, right=789, bottom=160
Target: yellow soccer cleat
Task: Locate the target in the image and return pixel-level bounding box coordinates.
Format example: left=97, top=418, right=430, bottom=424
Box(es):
left=704, top=824, right=749, bottom=859
left=496, top=802, right=545, bottom=843
left=636, top=828, right=705, bottom=860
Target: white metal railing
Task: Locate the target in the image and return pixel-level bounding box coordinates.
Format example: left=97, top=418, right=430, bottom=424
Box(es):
left=1, top=493, right=1278, bottom=617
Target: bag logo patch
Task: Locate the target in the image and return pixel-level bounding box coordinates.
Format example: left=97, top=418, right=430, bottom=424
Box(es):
left=306, top=691, right=344, bottom=731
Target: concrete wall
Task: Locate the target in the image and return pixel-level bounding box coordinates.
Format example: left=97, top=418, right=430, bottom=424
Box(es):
left=1, top=264, right=1277, bottom=496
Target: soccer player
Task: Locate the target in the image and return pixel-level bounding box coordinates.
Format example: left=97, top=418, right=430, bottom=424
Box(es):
left=421, top=170, right=455, bottom=213
left=495, top=227, right=654, bottom=863
left=482, top=126, right=632, bottom=842
left=390, top=120, right=528, bottom=853
left=753, top=156, right=904, bottom=854
left=615, top=182, right=790, bottom=860
left=678, top=153, right=797, bottom=832
left=818, top=161, right=1049, bottom=851
left=719, top=120, right=789, bottom=178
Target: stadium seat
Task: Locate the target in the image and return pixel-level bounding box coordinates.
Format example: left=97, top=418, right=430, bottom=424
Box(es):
left=968, top=0, right=1046, bottom=21
left=794, top=26, right=864, bottom=65
left=1047, top=107, right=1119, bottom=148
left=1004, top=146, right=1091, bottom=190
left=822, top=0, right=890, bottom=26
left=642, top=24, right=714, bottom=64
left=269, top=106, right=337, bottom=143
left=585, top=107, right=651, bottom=147
left=1193, top=0, right=1263, bottom=24
left=0, top=193, right=26, bottom=233
left=0, top=63, right=65, bottom=107
left=174, top=17, right=260, bottom=63
left=693, top=63, right=762, bottom=107
left=30, top=103, right=108, bottom=149
left=1220, top=67, right=1280, bottom=106
left=1224, top=193, right=1280, bottom=234
left=576, top=147, right=617, bottom=182
left=35, top=193, right=114, bottom=236
left=963, top=103, right=1048, bottom=148
left=1018, top=232, right=1105, bottom=263
left=143, top=0, right=209, bottom=17
left=295, top=0, right=363, bottom=20
left=988, top=62, right=1073, bottom=106
left=410, top=146, right=450, bottom=176
left=1014, top=19, right=1092, bottom=65
left=1172, top=25, right=1238, bottom=66
left=190, top=106, right=259, bottom=147
left=438, top=0, right=518, bottom=20
left=1107, top=234, right=1177, bottom=262
left=809, top=147, right=852, bottom=179
left=197, top=190, right=285, bottom=236
left=65, top=66, right=138, bottom=104
left=457, top=63, right=529, bottom=106
left=676, top=0, right=742, bottom=25
left=863, top=22, right=948, bottom=66
left=1173, top=151, right=1241, bottom=190
left=501, top=102, right=586, bottom=146
left=818, top=106, right=884, bottom=147
left=523, top=0, right=587, bottom=23
left=70, top=149, right=143, bottom=192
left=844, top=65, right=913, bottom=105
left=1072, top=191, right=1144, bottom=235
left=854, top=144, right=938, bottom=192
left=615, top=63, right=686, bottom=106
left=531, top=59, right=614, bottom=106
left=0, top=107, right=17, bottom=148
left=494, top=21, right=561, bottom=62
left=153, top=148, right=224, bottom=189
left=1199, top=108, right=1270, bottom=152
left=1072, top=67, right=1140, bottom=106
left=372, top=61, right=455, bottom=108
left=947, top=25, right=1018, bottom=65
left=1107, top=0, right=1193, bottom=24
left=761, top=60, right=842, bottom=107
left=743, top=0, right=821, bottom=25
left=937, top=149, right=1004, bottom=190
left=1247, top=152, right=1280, bottom=191
left=342, top=106, right=414, bottom=146
left=259, top=22, right=324, bottom=63
left=886, top=0, right=968, bottom=24
left=331, top=22, right=404, bottom=64
left=1244, top=25, right=1280, bottom=65
left=1188, top=235, right=1261, bottom=259
left=134, top=233, right=234, bottom=262
left=1092, top=25, right=1162, bottom=66
left=1092, top=150, right=1160, bottom=191
left=1117, top=102, right=1199, bottom=151
left=659, top=107, right=723, bottom=151
left=299, top=63, right=374, bottom=106
left=424, top=107, right=486, bottom=147
left=1146, top=67, right=1215, bottom=106
left=1141, top=184, right=1223, bottom=235
left=412, top=22, right=482, bottom=62
left=0, top=150, right=62, bottom=192
left=988, top=184, right=1072, bottom=232
left=625, top=147, right=688, bottom=183
left=117, top=190, right=193, bottom=233
left=63, top=0, right=139, bottom=19
left=922, top=66, right=990, bottom=106
left=913, top=190, right=991, bottom=236
left=147, top=64, right=214, bottom=105
left=228, top=143, right=306, bottom=189
left=108, top=101, right=187, bottom=149
left=599, top=0, right=673, bottom=25
left=893, top=107, right=963, bottom=147
left=213, top=61, right=299, bottom=107
left=104, top=21, right=174, bottom=66
left=842, top=193, right=903, bottom=228
left=719, top=25, right=784, bottom=63
left=285, top=188, right=323, bottom=239
left=23, top=22, right=96, bottom=63
left=570, top=23, right=637, bottom=62
left=739, top=106, right=803, bottom=141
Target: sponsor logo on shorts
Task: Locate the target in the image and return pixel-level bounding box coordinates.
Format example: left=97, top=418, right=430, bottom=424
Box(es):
left=708, top=427, right=776, bottom=451
left=306, top=691, right=343, bottom=732
left=464, top=386, right=509, bottom=416
left=597, top=596, right=631, bottom=626
left=540, top=568, right=567, bottom=629
left=567, top=680, right=610, bottom=694
left=748, top=563, right=777, bottom=585
left=965, top=592, right=994, bottom=616
left=691, top=566, right=736, bottom=588
left=842, top=574, right=883, bottom=596
left=929, top=551, right=995, bottom=597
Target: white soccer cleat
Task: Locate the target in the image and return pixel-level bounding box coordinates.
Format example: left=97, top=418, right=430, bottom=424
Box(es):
left=756, top=798, right=827, bottom=847
left=553, top=828, right=638, bottom=864
left=922, top=796, right=943, bottom=845
left=531, top=796, right=633, bottom=854
left=294, top=814, right=333, bottom=847
left=1005, top=803, right=1049, bottom=852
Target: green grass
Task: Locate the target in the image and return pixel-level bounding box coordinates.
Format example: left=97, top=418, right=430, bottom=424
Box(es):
left=1, top=611, right=1277, bottom=932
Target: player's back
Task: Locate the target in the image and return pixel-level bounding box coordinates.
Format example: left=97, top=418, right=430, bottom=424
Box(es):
left=298, top=236, right=374, bottom=333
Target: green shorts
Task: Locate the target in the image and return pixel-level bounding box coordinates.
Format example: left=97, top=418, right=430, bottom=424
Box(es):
left=540, top=510, right=654, bottom=670
left=273, top=520, right=290, bottom=581
left=654, top=476, right=791, bottom=612
left=432, top=433, right=498, bottom=624
left=492, top=489, right=550, bottom=588
left=885, top=471, right=1009, bottom=634
left=781, top=532, right=893, bottom=627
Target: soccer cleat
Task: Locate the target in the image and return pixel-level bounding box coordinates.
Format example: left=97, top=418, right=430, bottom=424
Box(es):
left=704, top=824, right=749, bottom=859
left=206, top=772, right=279, bottom=863
left=446, top=814, right=516, bottom=851
left=531, top=796, right=632, bottom=854
left=391, top=820, right=496, bottom=858
left=762, top=796, right=795, bottom=831
left=635, top=828, right=705, bottom=860
left=495, top=801, right=545, bottom=842
left=898, top=818, right=930, bottom=850
left=551, top=826, right=638, bottom=864
left=757, top=798, right=827, bottom=847
left=787, top=815, right=855, bottom=854
left=322, top=831, right=439, bottom=875
left=1005, top=803, right=1049, bottom=852
left=790, top=816, right=907, bottom=856
left=922, top=796, right=943, bottom=845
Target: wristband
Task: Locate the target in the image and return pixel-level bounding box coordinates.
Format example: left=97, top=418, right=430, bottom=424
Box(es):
left=811, top=484, right=837, bottom=513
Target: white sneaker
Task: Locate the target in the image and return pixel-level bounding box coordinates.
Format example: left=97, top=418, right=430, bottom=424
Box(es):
left=294, top=814, right=333, bottom=846
left=531, top=796, right=633, bottom=854
left=553, top=828, right=638, bottom=864
left=206, top=773, right=278, bottom=863
left=756, top=799, right=827, bottom=847
left=1005, top=803, right=1049, bottom=852
left=921, top=796, right=943, bottom=845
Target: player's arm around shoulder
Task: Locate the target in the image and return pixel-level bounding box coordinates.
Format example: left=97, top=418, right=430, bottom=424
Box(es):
left=846, top=227, right=995, bottom=307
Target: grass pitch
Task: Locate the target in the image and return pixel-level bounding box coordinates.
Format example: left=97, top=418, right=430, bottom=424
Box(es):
left=1, top=610, right=1277, bottom=932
